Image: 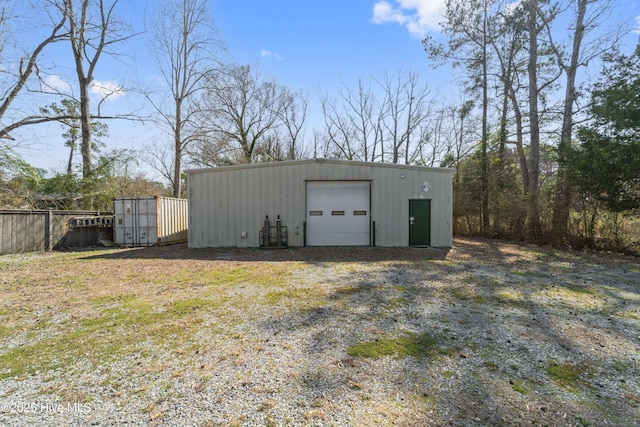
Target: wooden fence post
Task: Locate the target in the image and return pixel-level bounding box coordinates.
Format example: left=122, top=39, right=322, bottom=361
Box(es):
left=45, top=210, right=53, bottom=251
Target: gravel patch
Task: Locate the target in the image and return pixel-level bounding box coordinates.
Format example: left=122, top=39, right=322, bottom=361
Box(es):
left=0, top=238, right=639, bottom=426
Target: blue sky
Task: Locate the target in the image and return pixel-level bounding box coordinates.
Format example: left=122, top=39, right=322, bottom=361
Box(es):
left=212, top=0, right=440, bottom=89
left=9, top=0, right=640, bottom=180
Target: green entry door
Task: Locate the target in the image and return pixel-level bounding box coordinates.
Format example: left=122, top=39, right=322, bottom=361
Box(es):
left=409, top=199, right=431, bottom=246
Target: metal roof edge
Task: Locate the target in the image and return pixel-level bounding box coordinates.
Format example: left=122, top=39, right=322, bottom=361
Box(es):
left=186, top=159, right=456, bottom=174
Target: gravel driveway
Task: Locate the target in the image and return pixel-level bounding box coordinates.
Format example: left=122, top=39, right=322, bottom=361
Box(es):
left=0, top=238, right=639, bottom=426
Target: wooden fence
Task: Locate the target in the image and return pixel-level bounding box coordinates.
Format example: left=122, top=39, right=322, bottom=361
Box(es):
left=0, top=210, right=113, bottom=255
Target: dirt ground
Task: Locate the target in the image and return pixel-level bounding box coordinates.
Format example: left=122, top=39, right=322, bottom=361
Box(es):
left=0, top=237, right=639, bottom=426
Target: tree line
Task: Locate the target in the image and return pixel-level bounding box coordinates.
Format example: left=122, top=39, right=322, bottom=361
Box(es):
left=425, top=0, right=638, bottom=253
left=0, top=0, right=638, bottom=253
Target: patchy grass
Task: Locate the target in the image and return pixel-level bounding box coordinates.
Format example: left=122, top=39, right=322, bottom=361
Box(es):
left=624, top=392, right=640, bottom=407
left=492, top=288, right=527, bottom=306
left=463, top=275, right=501, bottom=288
left=263, top=290, right=288, bottom=305
left=511, top=379, right=529, bottom=394
left=441, top=370, right=455, bottom=378
left=449, top=286, right=486, bottom=304
left=390, top=284, right=416, bottom=293
left=346, top=332, right=441, bottom=359
left=545, top=362, right=594, bottom=391
left=614, top=310, right=640, bottom=321
left=170, top=298, right=221, bottom=314
left=263, top=289, right=315, bottom=305
left=0, top=251, right=301, bottom=381
left=0, top=297, right=218, bottom=379
left=167, top=266, right=291, bottom=288
left=511, top=270, right=549, bottom=278
left=541, top=284, right=610, bottom=311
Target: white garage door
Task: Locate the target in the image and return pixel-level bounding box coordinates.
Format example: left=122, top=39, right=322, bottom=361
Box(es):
left=306, top=181, right=370, bottom=246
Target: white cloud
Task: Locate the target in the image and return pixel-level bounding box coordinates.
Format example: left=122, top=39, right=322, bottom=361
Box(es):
left=634, top=15, right=640, bottom=35
left=90, top=80, right=125, bottom=100
left=371, top=0, right=446, bottom=37
left=41, top=75, right=73, bottom=94
left=260, top=49, right=282, bottom=61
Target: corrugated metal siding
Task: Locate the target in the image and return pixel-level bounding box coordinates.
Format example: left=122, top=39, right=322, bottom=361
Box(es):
left=157, top=197, right=189, bottom=244
left=114, top=196, right=188, bottom=246
left=187, top=160, right=453, bottom=248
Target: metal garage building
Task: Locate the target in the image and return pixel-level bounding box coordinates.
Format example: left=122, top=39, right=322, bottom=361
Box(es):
left=187, top=159, right=454, bottom=248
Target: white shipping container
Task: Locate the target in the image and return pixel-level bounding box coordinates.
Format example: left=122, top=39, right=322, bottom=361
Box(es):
left=114, top=196, right=188, bottom=246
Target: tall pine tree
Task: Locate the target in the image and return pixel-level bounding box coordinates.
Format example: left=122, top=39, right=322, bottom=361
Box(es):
left=569, top=45, right=640, bottom=213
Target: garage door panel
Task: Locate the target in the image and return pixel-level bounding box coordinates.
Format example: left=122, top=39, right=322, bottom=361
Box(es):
left=306, top=181, right=370, bottom=246
left=308, top=221, right=369, bottom=233
left=306, top=231, right=369, bottom=246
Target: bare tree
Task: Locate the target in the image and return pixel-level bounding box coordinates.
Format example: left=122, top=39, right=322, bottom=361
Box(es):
left=39, top=99, right=108, bottom=174
left=320, top=90, right=359, bottom=160
left=59, top=0, right=132, bottom=190
left=0, top=1, right=8, bottom=55
left=274, top=90, right=309, bottom=160
left=377, top=69, right=431, bottom=164
left=0, top=3, right=68, bottom=139
left=327, top=78, right=383, bottom=162
left=414, top=115, right=450, bottom=167
left=311, top=128, right=331, bottom=159
left=147, top=0, right=223, bottom=197
left=144, top=141, right=176, bottom=188
left=195, top=64, right=305, bottom=165
left=438, top=98, right=478, bottom=170
left=2, top=1, right=139, bottom=185
left=320, top=70, right=431, bottom=165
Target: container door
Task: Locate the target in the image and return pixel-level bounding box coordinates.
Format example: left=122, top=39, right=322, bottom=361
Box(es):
left=409, top=199, right=431, bottom=246
left=114, top=199, right=136, bottom=246
left=136, top=198, right=158, bottom=246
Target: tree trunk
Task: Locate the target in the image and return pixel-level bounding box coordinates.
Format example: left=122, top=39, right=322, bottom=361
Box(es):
left=504, top=81, right=529, bottom=194
left=526, top=0, right=541, bottom=238
left=66, top=0, right=96, bottom=209
left=494, top=66, right=511, bottom=236
left=551, top=0, right=587, bottom=241
left=67, top=143, right=74, bottom=175
left=78, top=75, right=95, bottom=209
left=173, top=102, right=182, bottom=198
left=79, top=77, right=93, bottom=180
left=480, top=8, right=490, bottom=236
